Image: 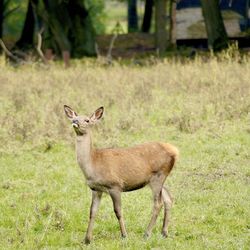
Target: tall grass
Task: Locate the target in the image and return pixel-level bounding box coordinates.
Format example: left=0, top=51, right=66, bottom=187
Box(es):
left=0, top=55, right=249, bottom=249
left=0, top=55, right=249, bottom=151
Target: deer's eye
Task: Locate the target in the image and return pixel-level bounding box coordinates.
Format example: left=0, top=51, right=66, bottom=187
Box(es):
left=85, top=119, right=89, bottom=123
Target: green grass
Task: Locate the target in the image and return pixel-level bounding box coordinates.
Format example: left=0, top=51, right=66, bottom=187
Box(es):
left=0, top=55, right=249, bottom=249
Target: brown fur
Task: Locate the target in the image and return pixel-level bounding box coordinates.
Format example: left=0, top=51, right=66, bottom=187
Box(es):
left=91, top=142, right=179, bottom=192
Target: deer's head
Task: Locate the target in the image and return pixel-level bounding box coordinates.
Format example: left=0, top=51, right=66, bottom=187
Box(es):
left=64, top=105, right=104, bottom=136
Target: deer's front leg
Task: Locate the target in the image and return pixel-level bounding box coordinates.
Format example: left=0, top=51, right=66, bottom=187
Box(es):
left=85, top=191, right=102, bottom=244
left=109, top=189, right=127, bottom=238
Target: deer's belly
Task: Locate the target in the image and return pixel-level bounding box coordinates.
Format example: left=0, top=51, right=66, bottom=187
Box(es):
left=123, top=181, right=149, bottom=192
left=87, top=179, right=111, bottom=193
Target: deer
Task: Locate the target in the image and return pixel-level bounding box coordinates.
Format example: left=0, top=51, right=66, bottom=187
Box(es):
left=64, top=105, right=179, bottom=244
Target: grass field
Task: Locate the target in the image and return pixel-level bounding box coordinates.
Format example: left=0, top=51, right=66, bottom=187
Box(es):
left=0, top=54, right=249, bottom=249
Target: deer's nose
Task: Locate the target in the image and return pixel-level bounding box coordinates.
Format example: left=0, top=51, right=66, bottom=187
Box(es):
left=72, top=119, right=79, bottom=124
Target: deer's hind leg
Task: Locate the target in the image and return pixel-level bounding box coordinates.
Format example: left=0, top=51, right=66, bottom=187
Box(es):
left=161, top=186, right=173, bottom=237
left=144, top=173, right=166, bottom=238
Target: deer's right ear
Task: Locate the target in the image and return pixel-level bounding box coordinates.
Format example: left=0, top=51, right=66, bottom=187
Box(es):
left=64, top=105, right=78, bottom=119
left=89, top=106, right=104, bottom=123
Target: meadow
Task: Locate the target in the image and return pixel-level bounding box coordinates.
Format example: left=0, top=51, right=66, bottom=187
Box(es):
left=0, top=54, right=249, bottom=249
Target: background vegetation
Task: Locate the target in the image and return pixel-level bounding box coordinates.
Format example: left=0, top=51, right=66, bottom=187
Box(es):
left=0, top=51, right=249, bottom=249
left=2, top=0, right=244, bottom=63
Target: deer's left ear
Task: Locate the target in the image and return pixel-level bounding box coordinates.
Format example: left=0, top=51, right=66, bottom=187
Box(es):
left=90, top=107, right=104, bottom=123
left=64, top=105, right=78, bottom=119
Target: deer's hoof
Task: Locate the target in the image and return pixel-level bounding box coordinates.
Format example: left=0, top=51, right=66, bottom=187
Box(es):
left=162, top=231, right=168, bottom=238
left=121, top=234, right=127, bottom=239
left=84, top=237, right=91, bottom=245
left=143, top=232, right=150, bottom=239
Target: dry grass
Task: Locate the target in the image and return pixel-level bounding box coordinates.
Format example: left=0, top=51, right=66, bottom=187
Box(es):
left=0, top=54, right=249, bottom=151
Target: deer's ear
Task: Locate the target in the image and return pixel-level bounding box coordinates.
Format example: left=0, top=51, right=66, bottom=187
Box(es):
left=64, top=105, right=78, bottom=119
left=90, top=107, right=104, bottom=123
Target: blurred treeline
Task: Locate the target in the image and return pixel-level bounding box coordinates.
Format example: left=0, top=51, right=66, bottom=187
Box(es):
left=0, top=0, right=235, bottom=63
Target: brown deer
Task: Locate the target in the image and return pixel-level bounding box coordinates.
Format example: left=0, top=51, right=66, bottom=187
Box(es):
left=64, top=105, right=179, bottom=244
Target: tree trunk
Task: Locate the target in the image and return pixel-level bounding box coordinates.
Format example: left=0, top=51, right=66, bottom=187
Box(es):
left=141, top=0, right=153, bottom=33
left=200, top=0, right=229, bottom=51
left=15, top=0, right=38, bottom=50
left=42, top=0, right=71, bottom=52
left=68, top=0, right=96, bottom=57
left=169, top=0, right=176, bottom=47
left=155, top=0, right=168, bottom=55
left=0, top=0, right=3, bottom=39
left=128, top=0, right=138, bottom=32
left=37, top=0, right=96, bottom=60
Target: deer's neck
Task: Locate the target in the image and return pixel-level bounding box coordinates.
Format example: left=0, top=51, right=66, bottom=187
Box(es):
left=76, top=132, right=94, bottom=179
